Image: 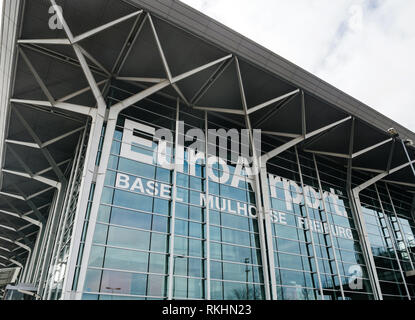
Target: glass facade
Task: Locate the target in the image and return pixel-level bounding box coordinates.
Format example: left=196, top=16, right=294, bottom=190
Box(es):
left=4, top=0, right=415, bottom=303
left=55, top=84, right=414, bottom=301
left=266, top=150, right=373, bottom=300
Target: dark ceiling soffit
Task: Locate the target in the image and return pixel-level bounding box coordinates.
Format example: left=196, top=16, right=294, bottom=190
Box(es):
left=124, top=0, right=415, bottom=143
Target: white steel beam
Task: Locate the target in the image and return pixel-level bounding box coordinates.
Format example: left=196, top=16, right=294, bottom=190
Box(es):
left=35, top=159, right=72, bottom=176
left=346, top=118, right=355, bottom=190
left=72, top=45, right=107, bottom=114
left=113, top=13, right=148, bottom=75
left=18, top=47, right=56, bottom=106
left=147, top=14, right=190, bottom=105
left=147, top=14, right=172, bottom=81
left=116, top=77, right=165, bottom=83
left=23, top=203, right=51, bottom=217
left=254, top=92, right=298, bottom=128
left=5, top=139, right=38, bottom=148
left=0, top=209, right=41, bottom=227
left=10, top=98, right=94, bottom=117
left=10, top=259, right=23, bottom=268
left=0, top=224, right=17, bottom=232
left=6, top=144, right=35, bottom=176
left=382, top=180, right=415, bottom=188
left=192, top=105, right=245, bottom=115
left=110, top=54, right=232, bottom=113
left=50, top=7, right=231, bottom=299
left=49, top=0, right=74, bottom=40
left=43, top=130, right=85, bottom=297
left=303, top=149, right=350, bottom=158
left=41, top=126, right=86, bottom=148
left=18, top=224, right=35, bottom=232
left=401, top=140, right=415, bottom=179
left=18, top=39, right=70, bottom=45
left=191, top=84, right=298, bottom=116
left=0, top=191, right=25, bottom=201
left=262, top=131, right=301, bottom=138
left=58, top=80, right=108, bottom=103
left=10, top=258, right=23, bottom=268
left=352, top=138, right=393, bottom=159
left=0, top=254, right=24, bottom=268
left=351, top=166, right=384, bottom=174
left=190, top=58, right=234, bottom=105
left=27, top=187, right=54, bottom=200
left=2, top=169, right=60, bottom=188
left=0, top=236, right=31, bottom=252
left=72, top=10, right=143, bottom=44
left=12, top=107, right=65, bottom=181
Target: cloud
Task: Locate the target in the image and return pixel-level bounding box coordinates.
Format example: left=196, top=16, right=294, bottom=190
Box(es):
left=181, top=0, right=415, bottom=131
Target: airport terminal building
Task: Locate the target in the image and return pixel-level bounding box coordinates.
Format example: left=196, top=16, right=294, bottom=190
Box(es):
left=1, top=0, right=415, bottom=300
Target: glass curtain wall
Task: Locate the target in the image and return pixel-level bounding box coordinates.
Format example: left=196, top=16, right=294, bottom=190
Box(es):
left=359, top=182, right=415, bottom=299
left=265, top=148, right=374, bottom=300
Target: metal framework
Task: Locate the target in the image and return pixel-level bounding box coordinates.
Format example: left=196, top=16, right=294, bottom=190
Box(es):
left=1, top=0, right=415, bottom=301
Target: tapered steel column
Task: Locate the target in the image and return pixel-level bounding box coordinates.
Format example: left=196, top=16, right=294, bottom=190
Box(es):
left=348, top=189, right=383, bottom=300
left=236, top=57, right=271, bottom=300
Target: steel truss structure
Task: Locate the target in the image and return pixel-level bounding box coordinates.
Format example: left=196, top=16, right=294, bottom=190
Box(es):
left=1, top=0, right=415, bottom=300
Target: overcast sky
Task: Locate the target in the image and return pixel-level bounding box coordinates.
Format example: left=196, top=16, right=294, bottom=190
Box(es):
left=181, top=0, right=415, bottom=132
